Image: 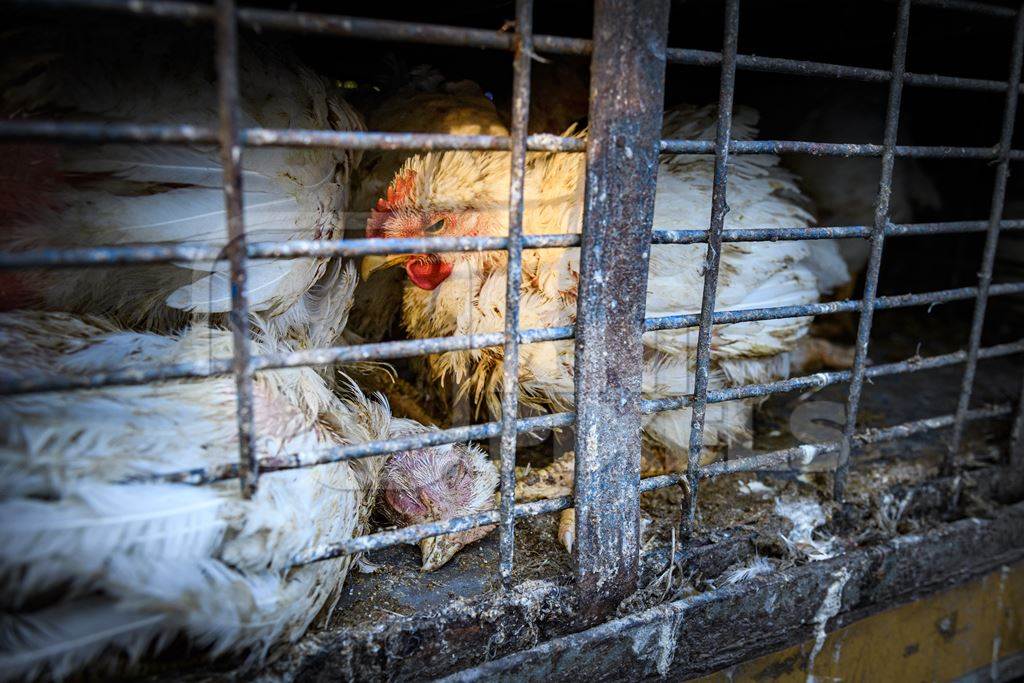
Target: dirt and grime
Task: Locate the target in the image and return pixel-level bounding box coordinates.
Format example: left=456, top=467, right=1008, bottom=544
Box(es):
left=326, top=304, right=1023, bottom=635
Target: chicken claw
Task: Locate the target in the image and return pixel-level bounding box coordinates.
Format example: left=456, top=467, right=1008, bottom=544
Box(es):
left=557, top=508, right=576, bottom=553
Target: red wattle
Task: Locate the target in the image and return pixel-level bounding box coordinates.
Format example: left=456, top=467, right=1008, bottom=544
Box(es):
left=406, top=256, right=453, bottom=291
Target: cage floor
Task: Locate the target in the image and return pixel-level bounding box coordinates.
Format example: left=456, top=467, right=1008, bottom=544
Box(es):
left=124, top=304, right=1022, bottom=682
left=326, top=302, right=1024, bottom=630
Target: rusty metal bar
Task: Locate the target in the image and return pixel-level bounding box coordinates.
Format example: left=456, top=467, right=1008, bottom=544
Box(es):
left=640, top=404, right=1014, bottom=491
left=644, top=338, right=1024, bottom=414
left=291, top=492, right=574, bottom=567
left=653, top=220, right=1024, bottom=245
left=5, top=284, right=1023, bottom=398
left=1012, top=375, right=1024, bottom=467
left=93, top=340, right=1023, bottom=489
left=833, top=0, right=912, bottom=501
left=10, top=0, right=1022, bottom=93
left=243, top=129, right=585, bottom=152
left=0, top=120, right=583, bottom=151
left=645, top=282, right=1024, bottom=332
left=659, top=139, right=1017, bottom=159
left=667, top=49, right=1015, bottom=94
left=571, top=0, right=669, bottom=619
left=4, top=220, right=1024, bottom=271
left=214, top=0, right=257, bottom=497
left=122, top=411, right=576, bottom=487
left=8, top=118, right=1024, bottom=160
left=684, top=0, right=741, bottom=538
left=946, top=6, right=1024, bottom=473
left=495, top=0, right=534, bottom=586
left=290, top=403, right=1013, bottom=566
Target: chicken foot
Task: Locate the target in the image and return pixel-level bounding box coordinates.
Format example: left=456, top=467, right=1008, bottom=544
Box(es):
left=791, top=335, right=858, bottom=373
left=515, top=449, right=691, bottom=553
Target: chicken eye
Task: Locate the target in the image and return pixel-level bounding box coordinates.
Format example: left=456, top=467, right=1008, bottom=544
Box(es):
left=442, top=462, right=465, bottom=486
left=424, top=219, right=445, bottom=234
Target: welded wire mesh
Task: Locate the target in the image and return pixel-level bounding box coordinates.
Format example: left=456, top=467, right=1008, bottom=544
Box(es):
left=0, top=0, right=1022, bottom=611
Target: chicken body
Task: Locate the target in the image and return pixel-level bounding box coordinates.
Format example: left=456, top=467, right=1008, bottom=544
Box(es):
left=347, top=73, right=509, bottom=343
left=367, top=104, right=829, bottom=462
left=0, top=29, right=363, bottom=350
left=0, top=310, right=495, bottom=679
left=779, top=91, right=942, bottom=294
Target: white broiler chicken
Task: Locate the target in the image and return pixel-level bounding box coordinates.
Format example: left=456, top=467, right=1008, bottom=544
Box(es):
left=780, top=91, right=942, bottom=296
left=362, top=104, right=836, bottom=544
left=0, top=28, right=363, bottom=350
left=0, top=311, right=496, bottom=680
left=347, top=69, right=509, bottom=344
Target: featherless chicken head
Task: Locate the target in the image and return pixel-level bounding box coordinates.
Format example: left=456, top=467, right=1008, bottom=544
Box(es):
left=379, top=439, right=498, bottom=571
left=360, top=154, right=508, bottom=290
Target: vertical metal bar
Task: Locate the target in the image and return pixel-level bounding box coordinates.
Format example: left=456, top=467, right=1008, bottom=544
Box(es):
left=573, top=0, right=669, bottom=621
left=497, top=0, right=533, bottom=586
left=682, top=0, right=741, bottom=538
left=946, top=6, right=1024, bottom=473
left=833, top=0, right=912, bottom=501
left=1011, top=374, right=1024, bottom=467
left=215, top=0, right=258, bottom=497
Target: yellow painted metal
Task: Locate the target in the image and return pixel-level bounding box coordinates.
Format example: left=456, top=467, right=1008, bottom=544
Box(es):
left=696, top=561, right=1023, bottom=682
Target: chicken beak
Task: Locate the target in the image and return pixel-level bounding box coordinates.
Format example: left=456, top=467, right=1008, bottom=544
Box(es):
left=419, top=534, right=463, bottom=572
left=360, top=254, right=409, bottom=281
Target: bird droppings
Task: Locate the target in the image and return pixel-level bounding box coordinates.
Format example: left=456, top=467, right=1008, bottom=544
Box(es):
left=128, top=308, right=1021, bottom=681
left=775, top=498, right=838, bottom=561
left=622, top=614, right=679, bottom=679
left=738, top=479, right=774, bottom=496
left=805, top=566, right=851, bottom=683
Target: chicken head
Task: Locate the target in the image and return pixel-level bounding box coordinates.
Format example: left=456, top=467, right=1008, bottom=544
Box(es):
left=379, top=441, right=498, bottom=571
left=359, top=158, right=509, bottom=290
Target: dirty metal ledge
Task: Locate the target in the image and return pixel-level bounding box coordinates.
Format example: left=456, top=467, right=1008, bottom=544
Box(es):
left=248, top=463, right=1024, bottom=681
left=445, top=500, right=1024, bottom=682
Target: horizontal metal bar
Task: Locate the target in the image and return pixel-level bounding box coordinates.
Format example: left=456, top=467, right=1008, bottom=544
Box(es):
left=651, top=219, right=1024, bottom=245
left=639, top=402, right=1012, bottom=491
left=0, top=120, right=218, bottom=145
left=0, top=235, right=580, bottom=271
left=243, top=129, right=585, bottom=152
left=0, top=120, right=584, bottom=152
left=641, top=339, right=1024, bottom=414
left=122, top=411, right=575, bottom=486
left=292, top=493, right=573, bottom=566
left=660, top=139, right=1015, bottom=159
left=4, top=220, right=1020, bottom=271
left=667, top=48, right=1016, bottom=94
left=6, top=0, right=591, bottom=55
left=644, top=282, right=1024, bottom=333
left=10, top=0, right=1016, bottom=94
left=3, top=118, right=1019, bottom=160
left=23, top=337, right=1021, bottom=490
left=306, top=399, right=1014, bottom=564
left=5, top=283, right=1021, bottom=396
left=0, top=358, right=234, bottom=396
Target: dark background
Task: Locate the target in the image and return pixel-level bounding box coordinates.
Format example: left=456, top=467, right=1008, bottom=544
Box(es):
left=9, top=0, right=1024, bottom=349
left=251, top=0, right=1024, bottom=346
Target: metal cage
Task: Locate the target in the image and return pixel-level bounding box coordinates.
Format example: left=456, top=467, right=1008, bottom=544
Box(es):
left=2, top=0, right=1024, bottom=627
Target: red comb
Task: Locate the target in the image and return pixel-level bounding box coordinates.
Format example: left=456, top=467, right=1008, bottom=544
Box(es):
left=367, top=169, right=417, bottom=238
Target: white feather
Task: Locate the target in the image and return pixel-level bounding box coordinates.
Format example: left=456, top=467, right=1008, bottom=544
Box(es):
left=0, top=600, right=170, bottom=683
left=0, top=483, right=227, bottom=605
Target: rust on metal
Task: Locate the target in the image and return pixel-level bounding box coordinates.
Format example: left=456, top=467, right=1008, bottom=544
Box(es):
left=684, top=0, right=741, bottom=537
left=572, top=0, right=670, bottom=620
left=947, top=6, right=1024, bottom=472
left=214, top=0, right=258, bottom=497
left=834, top=0, right=912, bottom=501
